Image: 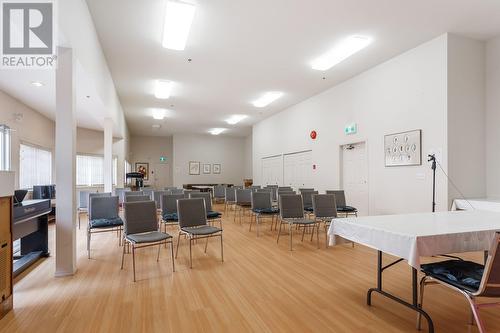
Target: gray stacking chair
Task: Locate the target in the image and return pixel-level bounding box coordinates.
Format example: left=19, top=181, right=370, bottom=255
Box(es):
left=265, top=184, right=279, bottom=188
left=299, top=188, right=315, bottom=192
left=312, top=194, right=337, bottom=248
left=124, top=195, right=151, bottom=203
left=250, top=191, right=279, bottom=236
left=302, top=190, right=318, bottom=215
left=175, top=198, right=224, bottom=268
left=277, top=194, right=319, bottom=251
left=170, top=188, right=184, bottom=195
left=183, top=189, right=200, bottom=198
left=224, top=187, right=237, bottom=213
left=114, top=188, right=130, bottom=208
left=153, top=191, right=168, bottom=210
left=164, top=186, right=178, bottom=191
left=418, top=232, right=500, bottom=333
left=213, top=185, right=226, bottom=203
left=88, top=192, right=112, bottom=223
left=190, top=192, right=222, bottom=226
left=87, top=196, right=123, bottom=259
left=249, top=185, right=261, bottom=191
left=326, top=190, right=358, bottom=217
left=121, top=200, right=174, bottom=282
left=160, top=194, right=184, bottom=231
left=124, top=191, right=144, bottom=200
left=142, top=188, right=154, bottom=200
left=234, top=189, right=252, bottom=223
left=233, top=185, right=244, bottom=190
left=77, top=190, right=90, bottom=229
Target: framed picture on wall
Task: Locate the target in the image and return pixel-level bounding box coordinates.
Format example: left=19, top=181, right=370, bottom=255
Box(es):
left=135, top=162, right=149, bottom=180
left=203, top=164, right=211, bottom=174
left=213, top=164, right=221, bottom=174
left=189, top=161, right=200, bottom=175
left=384, top=129, right=422, bottom=167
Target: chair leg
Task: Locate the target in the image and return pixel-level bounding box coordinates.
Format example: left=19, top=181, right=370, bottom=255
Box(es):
left=289, top=223, right=293, bottom=251
left=132, top=245, right=136, bottom=282
left=121, top=240, right=126, bottom=269
left=189, top=237, right=193, bottom=269
left=157, top=243, right=161, bottom=261
left=175, top=231, right=181, bottom=258
left=316, top=223, right=320, bottom=249
left=256, top=215, right=260, bottom=237
left=78, top=212, right=81, bottom=229
left=204, top=237, right=209, bottom=253
left=220, top=234, right=224, bottom=263
left=301, top=225, right=306, bottom=242
left=325, top=224, right=328, bottom=248
left=87, top=228, right=91, bottom=259
left=170, top=241, right=175, bottom=272
left=465, top=296, right=486, bottom=333
left=277, top=220, right=282, bottom=243
left=249, top=213, right=254, bottom=232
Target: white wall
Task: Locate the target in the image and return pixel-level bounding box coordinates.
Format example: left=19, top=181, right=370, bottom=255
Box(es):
left=253, top=35, right=450, bottom=215
left=486, top=37, right=500, bottom=199
left=129, top=136, right=173, bottom=188
left=244, top=133, right=253, bottom=179
left=172, top=134, right=246, bottom=187
left=447, top=35, right=486, bottom=205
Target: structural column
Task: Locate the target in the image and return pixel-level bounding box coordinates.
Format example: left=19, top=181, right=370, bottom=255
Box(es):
left=103, top=118, right=113, bottom=193
left=55, top=47, right=77, bottom=276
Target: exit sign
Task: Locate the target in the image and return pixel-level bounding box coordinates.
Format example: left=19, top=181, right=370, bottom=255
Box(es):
left=344, top=123, right=357, bottom=135
left=160, top=156, right=167, bottom=162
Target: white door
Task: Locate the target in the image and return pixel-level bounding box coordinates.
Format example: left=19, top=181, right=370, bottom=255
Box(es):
left=283, top=151, right=312, bottom=189
left=341, top=142, right=368, bottom=215
left=261, top=156, right=282, bottom=186
left=153, top=163, right=170, bottom=190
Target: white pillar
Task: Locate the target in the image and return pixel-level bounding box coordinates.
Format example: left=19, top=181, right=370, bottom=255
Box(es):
left=103, top=118, right=113, bottom=193
left=55, top=47, right=77, bottom=276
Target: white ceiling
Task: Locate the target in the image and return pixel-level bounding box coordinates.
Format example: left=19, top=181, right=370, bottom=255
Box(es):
left=3, top=1, right=500, bottom=138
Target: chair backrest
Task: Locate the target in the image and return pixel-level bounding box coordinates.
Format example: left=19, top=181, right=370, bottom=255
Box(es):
left=249, top=185, right=261, bottom=191
left=114, top=188, right=130, bottom=204
left=265, top=185, right=279, bottom=188
left=183, top=189, right=200, bottom=198
left=170, top=188, right=184, bottom=195
left=164, top=187, right=178, bottom=191
left=302, top=191, right=318, bottom=207
left=124, top=195, right=151, bottom=203
left=257, top=188, right=272, bottom=193
left=142, top=188, right=154, bottom=199
left=326, top=190, right=347, bottom=207
left=232, top=185, right=243, bottom=190
left=78, top=190, right=89, bottom=209
left=312, top=194, right=337, bottom=219
left=278, top=186, right=292, bottom=191
left=124, top=191, right=144, bottom=197
left=177, top=198, right=207, bottom=228
left=88, top=192, right=112, bottom=213
left=251, top=191, right=272, bottom=210
left=299, top=188, right=315, bottom=193
left=213, top=185, right=226, bottom=198
left=476, top=232, right=500, bottom=297
left=225, top=187, right=236, bottom=201
left=89, top=196, right=119, bottom=220
left=153, top=191, right=168, bottom=209
left=236, top=189, right=252, bottom=204
left=279, top=194, right=304, bottom=219
left=190, top=192, right=213, bottom=211
left=123, top=201, right=158, bottom=235
left=278, top=188, right=295, bottom=195
left=161, top=194, right=184, bottom=214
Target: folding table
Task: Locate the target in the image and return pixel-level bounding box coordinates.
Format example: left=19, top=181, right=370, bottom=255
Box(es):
left=328, top=210, right=500, bottom=332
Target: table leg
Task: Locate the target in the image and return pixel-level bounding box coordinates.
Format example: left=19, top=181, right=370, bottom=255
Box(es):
left=367, top=251, right=435, bottom=332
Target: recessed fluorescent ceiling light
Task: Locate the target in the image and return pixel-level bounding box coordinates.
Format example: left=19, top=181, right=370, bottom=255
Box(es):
left=152, top=109, right=167, bottom=120
left=225, top=115, right=248, bottom=125
left=252, top=92, right=283, bottom=108
left=155, top=80, right=173, bottom=99
left=31, top=81, right=44, bottom=87
left=311, top=35, right=372, bottom=71
left=162, top=1, right=196, bottom=50
left=152, top=124, right=162, bottom=129
left=209, top=128, right=226, bottom=135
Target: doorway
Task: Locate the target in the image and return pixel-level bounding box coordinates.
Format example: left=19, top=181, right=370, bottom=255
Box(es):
left=340, top=142, right=368, bottom=215
left=153, top=163, right=171, bottom=190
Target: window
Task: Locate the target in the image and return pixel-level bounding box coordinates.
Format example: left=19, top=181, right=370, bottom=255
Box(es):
left=0, top=125, right=11, bottom=171
left=76, top=154, right=117, bottom=187
left=19, top=144, right=52, bottom=189
left=124, top=160, right=131, bottom=183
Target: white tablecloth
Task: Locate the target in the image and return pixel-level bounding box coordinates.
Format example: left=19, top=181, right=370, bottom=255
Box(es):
left=328, top=210, right=500, bottom=269
left=451, top=198, right=500, bottom=212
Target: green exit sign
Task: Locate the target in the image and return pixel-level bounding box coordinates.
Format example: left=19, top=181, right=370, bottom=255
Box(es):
left=344, top=123, right=357, bottom=135
left=160, top=156, right=167, bottom=162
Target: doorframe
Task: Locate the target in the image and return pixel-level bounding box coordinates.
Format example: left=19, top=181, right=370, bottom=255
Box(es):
left=283, top=150, right=313, bottom=189
left=261, top=154, right=283, bottom=186
left=339, top=139, right=369, bottom=215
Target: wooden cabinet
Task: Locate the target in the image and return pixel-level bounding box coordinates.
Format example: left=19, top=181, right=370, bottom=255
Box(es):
left=0, top=195, right=13, bottom=319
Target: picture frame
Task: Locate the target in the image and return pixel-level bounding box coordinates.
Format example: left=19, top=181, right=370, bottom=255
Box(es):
left=213, top=164, right=221, bottom=174
left=203, top=163, right=211, bottom=174
left=135, top=162, right=149, bottom=180
left=189, top=161, right=200, bottom=175
left=384, top=129, right=422, bottom=167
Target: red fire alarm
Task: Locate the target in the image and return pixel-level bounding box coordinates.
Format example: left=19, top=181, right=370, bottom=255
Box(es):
left=310, top=130, right=317, bottom=140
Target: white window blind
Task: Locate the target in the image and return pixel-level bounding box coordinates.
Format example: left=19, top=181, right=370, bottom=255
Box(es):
left=124, top=160, right=131, bottom=182
left=0, top=125, right=11, bottom=171
left=76, top=154, right=117, bottom=186
left=20, top=144, right=52, bottom=189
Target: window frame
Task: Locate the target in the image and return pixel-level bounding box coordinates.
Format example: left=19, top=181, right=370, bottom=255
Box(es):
left=19, top=142, right=53, bottom=190
left=76, top=153, right=118, bottom=187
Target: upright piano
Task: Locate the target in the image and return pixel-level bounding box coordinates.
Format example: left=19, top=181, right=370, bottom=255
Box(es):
left=13, top=199, right=51, bottom=277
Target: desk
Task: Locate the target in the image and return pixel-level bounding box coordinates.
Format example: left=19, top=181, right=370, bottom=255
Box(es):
left=328, top=210, right=500, bottom=332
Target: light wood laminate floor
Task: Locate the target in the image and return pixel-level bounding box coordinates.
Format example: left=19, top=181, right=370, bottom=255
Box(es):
left=1, top=204, right=498, bottom=332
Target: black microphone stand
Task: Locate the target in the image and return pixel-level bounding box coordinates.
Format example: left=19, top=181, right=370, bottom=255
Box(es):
left=428, top=154, right=437, bottom=213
